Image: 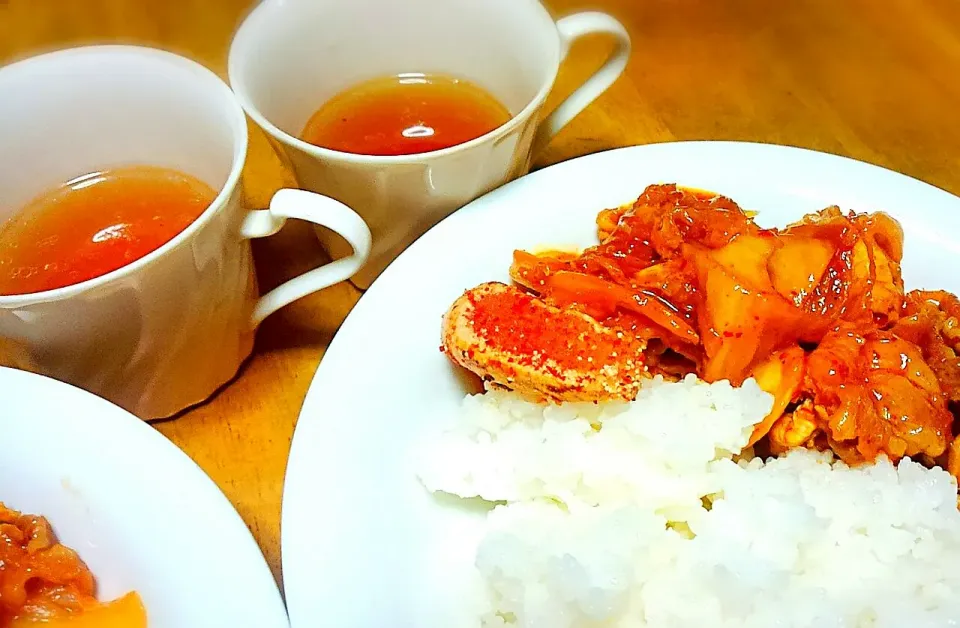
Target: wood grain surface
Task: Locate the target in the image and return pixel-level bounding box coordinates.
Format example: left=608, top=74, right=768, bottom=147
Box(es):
left=3, top=0, right=960, bottom=586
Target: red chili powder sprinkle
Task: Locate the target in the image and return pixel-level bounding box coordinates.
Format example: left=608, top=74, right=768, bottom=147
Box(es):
left=467, top=288, right=641, bottom=373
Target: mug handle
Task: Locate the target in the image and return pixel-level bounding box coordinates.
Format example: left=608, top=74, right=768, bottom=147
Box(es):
left=533, top=12, right=632, bottom=155
left=239, top=188, right=372, bottom=326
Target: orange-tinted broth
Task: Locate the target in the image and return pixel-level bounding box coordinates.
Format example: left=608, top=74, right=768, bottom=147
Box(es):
left=301, top=73, right=511, bottom=156
left=0, top=166, right=215, bottom=296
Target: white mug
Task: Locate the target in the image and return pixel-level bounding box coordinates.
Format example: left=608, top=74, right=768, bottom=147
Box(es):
left=228, top=0, right=630, bottom=288
left=0, top=46, right=372, bottom=419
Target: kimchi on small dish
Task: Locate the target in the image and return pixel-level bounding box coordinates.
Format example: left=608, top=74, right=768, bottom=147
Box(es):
left=0, top=504, right=146, bottom=628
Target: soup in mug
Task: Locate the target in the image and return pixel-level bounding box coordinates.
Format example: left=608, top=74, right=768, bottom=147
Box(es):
left=0, top=166, right=216, bottom=296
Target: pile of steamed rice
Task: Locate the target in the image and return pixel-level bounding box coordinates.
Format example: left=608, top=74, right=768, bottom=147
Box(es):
left=417, top=375, right=960, bottom=627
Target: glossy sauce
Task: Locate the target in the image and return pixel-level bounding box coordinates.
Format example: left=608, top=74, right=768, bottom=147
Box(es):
left=300, top=73, right=512, bottom=156
left=0, top=166, right=216, bottom=295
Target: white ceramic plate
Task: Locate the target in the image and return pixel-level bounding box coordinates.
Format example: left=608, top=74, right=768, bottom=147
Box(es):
left=0, top=366, right=289, bottom=627
left=281, top=141, right=960, bottom=627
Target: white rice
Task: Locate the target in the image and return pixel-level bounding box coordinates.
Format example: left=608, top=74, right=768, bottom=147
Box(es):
left=418, top=375, right=767, bottom=521
left=418, top=376, right=960, bottom=627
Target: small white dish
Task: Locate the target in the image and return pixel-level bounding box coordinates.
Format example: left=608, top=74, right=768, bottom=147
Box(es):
left=280, top=141, right=960, bottom=627
left=0, top=366, right=289, bottom=627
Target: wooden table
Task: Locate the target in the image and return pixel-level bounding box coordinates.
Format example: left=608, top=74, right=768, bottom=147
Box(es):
left=4, top=0, right=960, bottom=586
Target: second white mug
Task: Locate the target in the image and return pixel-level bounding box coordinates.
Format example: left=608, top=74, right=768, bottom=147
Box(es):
left=0, top=46, right=372, bottom=419
left=228, top=0, right=630, bottom=288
